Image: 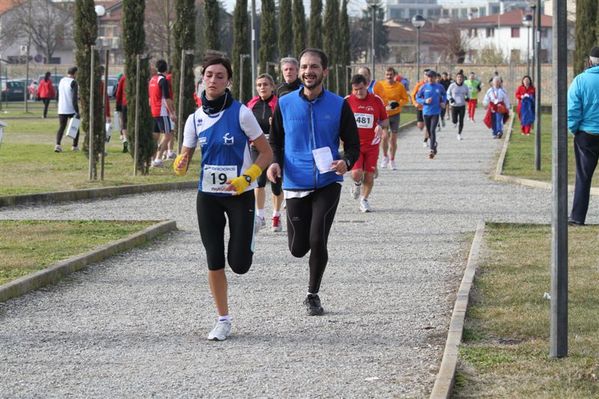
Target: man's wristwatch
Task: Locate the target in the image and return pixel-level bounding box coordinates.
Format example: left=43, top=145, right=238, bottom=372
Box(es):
left=242, top=174, right=252, bottom=184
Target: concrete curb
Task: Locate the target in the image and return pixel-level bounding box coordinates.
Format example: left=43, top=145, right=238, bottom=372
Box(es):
left=0, top=219, right=177, bottom=303
left=0, top=181, right=197, bottom=208
left=492, top=111, right=599, bottom=196
left=430, top=220, right=486, bottom=399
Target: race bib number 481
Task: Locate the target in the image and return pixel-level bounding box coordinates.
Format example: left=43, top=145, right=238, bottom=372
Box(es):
left=354, top=113, right=374, bottom=129
left=202, top=165, right=237, bottom=193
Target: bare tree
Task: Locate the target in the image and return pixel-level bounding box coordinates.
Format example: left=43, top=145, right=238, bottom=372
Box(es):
left=145, top=0, right=176, bottom=62
left=2, top=0, right=73, bottom=62
left=437, top=25, right=470, bottom=64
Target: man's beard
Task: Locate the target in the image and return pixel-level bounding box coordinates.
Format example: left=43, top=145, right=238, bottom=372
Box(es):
left=301, top=73, right=323, bottom=89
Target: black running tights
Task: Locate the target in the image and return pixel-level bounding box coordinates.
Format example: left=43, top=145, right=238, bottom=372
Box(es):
left=451, top=105, right=466, bottom=134
left=424, top=114, right=439, bottom=152
left=286, top=183, right=341, bottom=294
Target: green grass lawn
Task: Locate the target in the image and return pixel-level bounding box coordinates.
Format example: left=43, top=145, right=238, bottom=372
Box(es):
left=503, top=114, right=599, bottom=186
left=0, top=116, right=200, bottom=196
left=0, top=219, right=154, bottom=285
left=454, top=223, right=599, bottom=397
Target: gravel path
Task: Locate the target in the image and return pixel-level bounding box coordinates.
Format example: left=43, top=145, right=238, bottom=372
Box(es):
left=1, top=118, right=594, bottom=398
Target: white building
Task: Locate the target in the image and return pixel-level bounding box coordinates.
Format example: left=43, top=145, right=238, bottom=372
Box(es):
left=385, top=0, right=535, bottom=22
left=459, top=8, right=553, bottom=63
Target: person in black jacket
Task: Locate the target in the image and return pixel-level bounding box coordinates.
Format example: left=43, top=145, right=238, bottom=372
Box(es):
left=276, top=57, right=302, bottom=97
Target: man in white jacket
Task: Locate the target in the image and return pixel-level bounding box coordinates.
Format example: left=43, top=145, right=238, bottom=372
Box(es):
left=55, top=66, right=80, bottom=152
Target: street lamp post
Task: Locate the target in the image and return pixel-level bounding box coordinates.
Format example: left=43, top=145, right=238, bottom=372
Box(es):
left=412, top=15, right=425, bottom=83
left=534, top=0, right=542, bottom=171
left=368, top=1, right=377, bottom=80
left=522, top=14, right=533, bottom=78
left=530, top=3, right=537, bottom=83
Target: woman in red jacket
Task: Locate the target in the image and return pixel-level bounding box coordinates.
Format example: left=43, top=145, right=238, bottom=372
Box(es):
left=515, top=75, right=536, bottom=135
left=37, top=72, right=55, bottom=119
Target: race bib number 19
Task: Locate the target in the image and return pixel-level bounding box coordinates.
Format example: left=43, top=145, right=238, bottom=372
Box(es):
left=354, top=113, right=374, bottom=129
left=202, top=165, right=237, bottom=193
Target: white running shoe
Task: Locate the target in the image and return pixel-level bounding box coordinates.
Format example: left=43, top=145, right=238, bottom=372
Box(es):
left=359, top=198, right=371, bottom=213
left=350, top=183, right=361, bottom=200
left=380, top=156, right=389, bottom=169
left=389, top=160, right=397, bottom=170
left=151, top=159, right=164, bottom=168
left=457, top=134, right=462, bottom=141
left=207, top=320, right=231, bottom=341
left=54, top=145, right=63, bottom=153
left=254, top=216, right=265, bottom=234
left=167, top=151, right=177, bottom=160
left=423, top=140, right=429, bottom=148
left=71, top=146, right=80, bottom=152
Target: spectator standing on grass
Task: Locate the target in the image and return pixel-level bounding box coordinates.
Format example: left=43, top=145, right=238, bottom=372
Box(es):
left=38, top=72, right=55, bottom=119
left=54, top=66, right=80, bottom=153
left=515, top=75, right=535, bottom=136
left=115, top=74, right=129, bottom=153
left=567, top=46, right=599, bottom=226
left=149, top=59, right=177, bottom=167
left=482, top=76, right=510, bottom=139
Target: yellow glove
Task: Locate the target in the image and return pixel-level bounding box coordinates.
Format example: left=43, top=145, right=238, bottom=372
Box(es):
left=173, top=154, right=189, bottom=176
left=227, top=163, right=262, bottom=195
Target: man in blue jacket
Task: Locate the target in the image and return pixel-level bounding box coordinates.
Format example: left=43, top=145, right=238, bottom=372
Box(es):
left=568, top=46, right=599, bottom=226
left=416, top=70, right=447, bottom=159
left=267, top=48, right=360, bottom=316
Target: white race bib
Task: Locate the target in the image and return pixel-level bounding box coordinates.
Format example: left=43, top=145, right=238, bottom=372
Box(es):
left=354, top=113, right=374, bottom=129
left=202, top=165, right=237, bottom=193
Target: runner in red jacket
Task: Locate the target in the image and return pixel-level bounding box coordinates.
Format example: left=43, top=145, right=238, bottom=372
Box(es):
left=37, top=72, right=55, bottom=119
left=115, top=74, right=128, bottom=152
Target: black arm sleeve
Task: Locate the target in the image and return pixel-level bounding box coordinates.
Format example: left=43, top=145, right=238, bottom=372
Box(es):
left=160, top=78, right=170, bottom=99
left=269, top=104, right=285, bottom=168
left=339, top=100, right=360, bottom=169
left=71, top=80, right=80, bottom=115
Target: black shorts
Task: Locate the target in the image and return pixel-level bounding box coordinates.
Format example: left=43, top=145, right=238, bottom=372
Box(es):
left=250, top=146, right=282, bottom=195
left=154, top=116, right=173, bottom=134
left=417, top=109, right=424, bottom=123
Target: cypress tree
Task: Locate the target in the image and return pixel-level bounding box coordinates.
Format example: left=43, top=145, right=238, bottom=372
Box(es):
left=232, top=0, right=251, bottom=102
left=323, top=0, right=339, bottom=93
left=260, top=0, right=277, bottom=75
left=74, top=0, right=103, bottom=178
left=122, top=0, right=154, bottom=174
left=574, top=0, right=598, bottom=75
left=308, top=0, right=322, bottom=49
left=205, top=0, right=220, bottom=51
left=338, top=0, right=350, bottom=96
left=292, top=0, right=306, bottom=57
left=278, top=0, right=292, bottom=58
left=173, top=0, right=196, bottom=142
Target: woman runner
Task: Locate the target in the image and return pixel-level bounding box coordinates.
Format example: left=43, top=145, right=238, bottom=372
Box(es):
left=174, top=56, right=273, bottom=341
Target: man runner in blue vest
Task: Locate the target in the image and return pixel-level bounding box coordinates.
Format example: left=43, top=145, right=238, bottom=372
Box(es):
left=267, top=48, right=360, bottom=316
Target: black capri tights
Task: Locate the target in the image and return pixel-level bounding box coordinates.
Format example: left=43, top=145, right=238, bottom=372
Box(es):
left=196, top=190, right=256, bottom=273
left=286, top=183, right=341, bottom=294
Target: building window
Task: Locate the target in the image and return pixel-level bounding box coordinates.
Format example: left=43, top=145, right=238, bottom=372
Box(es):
left=541, top=28, right=548, bottom=38
left=486, top=27, right=495, bottom=37
left=511, top=27, right=520, bottom=38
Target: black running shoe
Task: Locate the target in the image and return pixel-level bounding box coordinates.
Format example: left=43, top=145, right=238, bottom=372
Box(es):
left=122, top=141, right=129, bottom=153
left=304, top=294, right=324, bottom=316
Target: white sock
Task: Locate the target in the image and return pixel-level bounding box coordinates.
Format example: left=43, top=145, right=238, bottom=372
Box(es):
left=218, top=315, right=231, bottom=322
left=272, top=211, right=281, bottom=217
left=257, top=208, right=264, bottom=218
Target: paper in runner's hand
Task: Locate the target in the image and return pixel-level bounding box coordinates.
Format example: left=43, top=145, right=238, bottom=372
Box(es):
left=312, top=146, right=334, bottom=174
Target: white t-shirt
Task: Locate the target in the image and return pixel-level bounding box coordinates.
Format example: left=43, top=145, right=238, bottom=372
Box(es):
left=58, top=77, right=76, bottom=115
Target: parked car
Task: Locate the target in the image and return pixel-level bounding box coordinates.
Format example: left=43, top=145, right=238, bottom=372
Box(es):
left=106, top=76, right=118, bottom=98
left=1, top=79, right=26, bottom=101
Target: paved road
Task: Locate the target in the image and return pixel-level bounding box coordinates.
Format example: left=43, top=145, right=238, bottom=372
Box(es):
left=1, top=119, right=593, bottom=398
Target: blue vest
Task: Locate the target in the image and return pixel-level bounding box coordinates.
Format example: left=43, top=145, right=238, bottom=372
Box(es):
left=278, top=89, right=344, bottom=190
left=195, top=101, right=254, bottom=196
